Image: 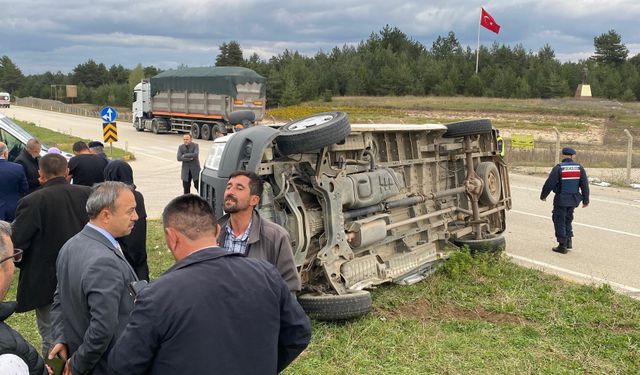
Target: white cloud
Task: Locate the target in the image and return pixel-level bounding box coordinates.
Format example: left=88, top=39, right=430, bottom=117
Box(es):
left=3, top=0, right=640, bottom=73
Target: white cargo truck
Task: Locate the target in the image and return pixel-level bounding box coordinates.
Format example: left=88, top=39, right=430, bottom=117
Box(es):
left=0, top=92, right=10, bottom=108
left=132, top=67, right=266, bottom=140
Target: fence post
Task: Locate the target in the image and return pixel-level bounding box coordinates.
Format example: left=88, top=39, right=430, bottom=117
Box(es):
left=624, top=129, right=633, bottom=184
left=553, top=127, right=560, bottom=165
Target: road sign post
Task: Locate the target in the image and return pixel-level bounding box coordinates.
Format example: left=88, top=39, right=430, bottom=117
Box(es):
left=100, top=106, right=118, bottom=123
left=100, top=107, right=119, bottom=158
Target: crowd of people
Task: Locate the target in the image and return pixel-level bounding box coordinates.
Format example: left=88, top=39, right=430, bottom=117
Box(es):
left=0, top=137, right=311, bottom=374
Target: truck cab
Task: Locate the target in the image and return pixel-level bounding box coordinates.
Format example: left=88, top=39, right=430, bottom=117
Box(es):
left=132, top=81, right=151, bottom=127
left=200, top=112, right=511, bottom=320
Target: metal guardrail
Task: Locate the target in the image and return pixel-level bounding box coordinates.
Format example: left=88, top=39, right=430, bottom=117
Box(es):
left=15, top=97, right=133, bottom=122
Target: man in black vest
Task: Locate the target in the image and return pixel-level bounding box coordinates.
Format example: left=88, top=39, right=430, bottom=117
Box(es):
left=68, top=141, right=108, bottom=186
left=540, top=147, right=590, bottom=254
left=14, top=138, right=41, bottom=195
left=0, top=220, right=48, bottom=374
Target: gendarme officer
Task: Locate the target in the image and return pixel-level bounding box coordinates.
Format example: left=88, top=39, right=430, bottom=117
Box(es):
left=540, top=147, right=589, bottom=254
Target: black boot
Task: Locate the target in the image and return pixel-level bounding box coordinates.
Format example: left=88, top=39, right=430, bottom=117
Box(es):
left=552, top=244, right=568, bottom=254
left=567, top=239, right=572, bottom=249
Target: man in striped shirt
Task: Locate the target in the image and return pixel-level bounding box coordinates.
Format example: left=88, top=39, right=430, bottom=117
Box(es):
left=217, top=171, right=301, bottom=292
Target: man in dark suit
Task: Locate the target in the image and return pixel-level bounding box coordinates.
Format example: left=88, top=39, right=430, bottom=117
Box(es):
left=109, top=195, right=311, bottom=375
left=49, top=181, right=139, bottom=375
left=68, top=141, right=108, bottom=186
left=0, top=142, right=28, bottom=221
left=14, top=138, right=42, bottom=195
left=177, top=134, right=200, bottom=194
left=11, top=153, right=92, bottom=355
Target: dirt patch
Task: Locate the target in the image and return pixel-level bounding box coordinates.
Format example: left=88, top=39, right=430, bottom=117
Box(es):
left=405, top=109, right=606, bottom=145
left=377, top=299, right=530, bottom=325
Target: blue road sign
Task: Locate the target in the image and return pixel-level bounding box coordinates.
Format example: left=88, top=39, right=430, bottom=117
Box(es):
left=100, top=106, right=118, bottom=123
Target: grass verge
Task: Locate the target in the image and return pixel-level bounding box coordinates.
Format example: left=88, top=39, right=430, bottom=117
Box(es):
left=6, top=221, right=639, bottom=373
left=14, top=119, right=134, bottom=160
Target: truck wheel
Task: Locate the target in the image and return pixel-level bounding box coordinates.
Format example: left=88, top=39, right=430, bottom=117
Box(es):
left=190, top=123, right=201, bottom=139
left=134, top=117, right=144, bottom=132
left=443, top=119, right=492, bottom=138
left=200, top=124, right=212, bottom=140
left=297, top=290, right=372, bottom=321
left=476, top=162, right=502, bottom=205
left=453, top=233, right=505, bottom=254
left=276, top=112, right=351, bottom=155
left=151, top=119, right=159, bottom=134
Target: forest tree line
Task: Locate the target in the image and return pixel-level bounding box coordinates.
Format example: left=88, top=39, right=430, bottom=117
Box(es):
left=1, top=27, right=639, bottom=108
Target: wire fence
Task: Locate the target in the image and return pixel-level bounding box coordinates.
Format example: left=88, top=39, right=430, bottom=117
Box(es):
left=15, top=97, right=133, bottom=122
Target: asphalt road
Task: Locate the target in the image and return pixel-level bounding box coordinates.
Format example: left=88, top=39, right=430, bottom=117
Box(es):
left=5, top=106, right=640, bottom=298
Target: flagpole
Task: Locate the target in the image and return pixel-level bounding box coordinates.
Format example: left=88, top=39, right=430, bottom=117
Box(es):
left=476, top=8, right=481, bottom=74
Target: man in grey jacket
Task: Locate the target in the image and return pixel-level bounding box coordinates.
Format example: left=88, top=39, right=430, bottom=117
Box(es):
left=177, top=134, right=200, bottom=194
left=48, top=181, right=139, bottom=375
left=218, top=170, right=301, bottom=292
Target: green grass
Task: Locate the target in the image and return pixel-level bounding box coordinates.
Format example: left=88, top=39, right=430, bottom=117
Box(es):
left=7, top=222, right=639, bottom=373
left=14, top=119, right=134, bottom=160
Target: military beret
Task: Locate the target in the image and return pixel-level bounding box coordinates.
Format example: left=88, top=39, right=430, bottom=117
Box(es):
left=561, top=147, right=576, bottom=155
left=88, top=141, right=104, bottom=148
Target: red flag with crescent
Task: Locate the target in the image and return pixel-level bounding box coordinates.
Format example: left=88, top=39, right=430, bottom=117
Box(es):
left=480, top=8, right=500, bottom=34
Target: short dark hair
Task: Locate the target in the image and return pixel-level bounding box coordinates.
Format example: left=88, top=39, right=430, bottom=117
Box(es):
left=228, top=170, right=263, bottom=198
left=39, top=154, right=68, bottom=178
left=72, top=141, right=89, bottom=152
left=88, top=141, right=104, bottom=148
left=162, top=194, right=218, bottom=240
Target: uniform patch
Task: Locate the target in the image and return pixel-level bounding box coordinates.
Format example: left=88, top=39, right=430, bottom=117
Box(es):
left=561, top=165, right=580, bottom=180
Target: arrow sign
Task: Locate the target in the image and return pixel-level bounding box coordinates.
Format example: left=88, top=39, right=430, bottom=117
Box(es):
left=100, top=106, right=118, bottom=123
left=103, top=122, right=118, bottom=143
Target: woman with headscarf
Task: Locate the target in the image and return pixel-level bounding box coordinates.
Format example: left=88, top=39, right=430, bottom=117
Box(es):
left=104, top=160, right=149, bottom=280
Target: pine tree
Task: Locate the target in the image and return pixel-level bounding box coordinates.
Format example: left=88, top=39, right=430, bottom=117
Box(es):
left=593, top=30, right=628, bottom=65
left=0, top=56, right=25, bottom=93
left=216, top=41, right=244, bottom=66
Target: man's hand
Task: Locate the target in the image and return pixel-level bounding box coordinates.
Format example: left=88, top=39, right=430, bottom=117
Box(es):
left=63, top=359, right=73, bottom=375
left=582, top=203, right=589, bottom=208
left=48, top=343, right=68, bottom=360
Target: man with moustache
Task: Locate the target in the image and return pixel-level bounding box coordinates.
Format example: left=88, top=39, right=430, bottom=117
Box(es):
left=217, top=170, right=301, bottom=292
left=48, top=181, right=139, bottom=375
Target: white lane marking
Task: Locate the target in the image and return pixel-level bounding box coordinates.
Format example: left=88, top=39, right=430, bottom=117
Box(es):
left=133, top=151, right=174, bottom=163
left=511, top=185, right=640, bottom=208
left=507, top=253, right=640, bottom=295
left=510, top=209, right=640, bottom=238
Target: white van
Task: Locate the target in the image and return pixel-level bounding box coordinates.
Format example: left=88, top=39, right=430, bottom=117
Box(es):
left=0, top=111, right=53, bottom=161
left=0, top=93, right=10, bottom=108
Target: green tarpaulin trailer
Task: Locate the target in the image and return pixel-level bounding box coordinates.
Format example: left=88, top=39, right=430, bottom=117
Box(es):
left=132, top=66, right=267, bottom=140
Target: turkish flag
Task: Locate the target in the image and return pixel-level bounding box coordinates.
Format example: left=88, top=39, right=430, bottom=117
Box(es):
left=480, top=8, right=500, bottom=34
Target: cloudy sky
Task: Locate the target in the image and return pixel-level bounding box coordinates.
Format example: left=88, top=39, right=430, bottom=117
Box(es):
left=2, top=0, right=640, bottom=74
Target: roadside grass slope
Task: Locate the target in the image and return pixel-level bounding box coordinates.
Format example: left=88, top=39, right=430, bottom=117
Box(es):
left=13, top=119, right=134, bottom=160
left=7, top=222, right=639, bottom=374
